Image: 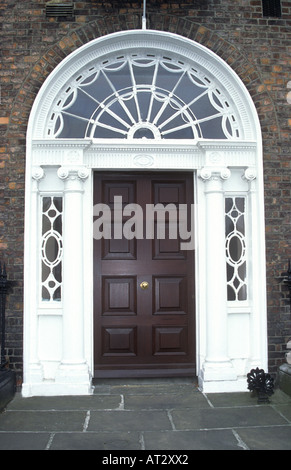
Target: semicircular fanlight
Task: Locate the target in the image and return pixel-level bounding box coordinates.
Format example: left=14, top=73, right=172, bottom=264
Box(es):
left=46, top=53, right=240, bottom=141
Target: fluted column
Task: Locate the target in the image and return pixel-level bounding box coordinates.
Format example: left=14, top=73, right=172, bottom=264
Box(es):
left=56, top=166, right=90, bottom=390
left=199, top=167, right=237, bottom=385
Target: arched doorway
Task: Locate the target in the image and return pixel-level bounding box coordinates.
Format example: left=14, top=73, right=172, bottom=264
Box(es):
left=23, top=30, right=267, bottom=396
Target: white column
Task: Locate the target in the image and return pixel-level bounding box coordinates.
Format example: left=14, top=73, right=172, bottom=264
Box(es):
left=199, top=167, right=237, bottom=390
left=55, top=166, right=91, bottom=394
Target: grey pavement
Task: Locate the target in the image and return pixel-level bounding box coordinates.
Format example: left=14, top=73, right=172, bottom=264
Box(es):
left=0, top=378, right=291, bottom=450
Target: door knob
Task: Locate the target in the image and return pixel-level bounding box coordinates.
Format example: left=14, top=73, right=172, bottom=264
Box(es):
left=140, top=281, right=149, bottom=290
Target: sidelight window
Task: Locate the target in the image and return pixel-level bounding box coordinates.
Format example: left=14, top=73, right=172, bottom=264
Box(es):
left=41, top=196, right=63, bottom=302
left=225, top=196, right=247, bottom=302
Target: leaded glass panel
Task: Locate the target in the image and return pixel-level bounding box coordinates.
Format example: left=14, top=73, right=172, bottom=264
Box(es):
left=225, top=197, right=247, bottom=301
left=41, top=196, right=63, bottom=302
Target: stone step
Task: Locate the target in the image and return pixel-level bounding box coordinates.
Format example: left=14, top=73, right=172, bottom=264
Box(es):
left=278, top=364, right=291, bottom=397
left=0, top=370, right=16, bottom=412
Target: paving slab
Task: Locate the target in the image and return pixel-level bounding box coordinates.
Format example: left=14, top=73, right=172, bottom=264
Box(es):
left=99, top=383, right=199, bottom=396
left=0, top=410, right=87, bottom=432
left=170, top=405, right=288, bottom=431
left=88, top=410, right=173, bottom=432
left=206, top=389, right=291, bottom=407
left=0, top=432, right=51, bottom=450
left=0, top=383, right=290, bottom=450
left=273, top=403, right=291, bottom=422
left=143, top=429, right=243, bottom=450
left=49, top=431, right=141, bottom=450
left=123, top=392, right=209, bottom=410
left=7, top=394, right=121, bottom=411
left=234, top=425, right=291, bottom=450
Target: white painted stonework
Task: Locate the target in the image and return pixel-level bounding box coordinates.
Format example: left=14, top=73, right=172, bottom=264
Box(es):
left=23, top=30, right=267, bottom=396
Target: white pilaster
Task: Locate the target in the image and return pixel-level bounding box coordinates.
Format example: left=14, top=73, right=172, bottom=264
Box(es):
left=22, top=167, right=45, bottom=396
left=243, top=167, right=267, bottom=371
left=55, top=166, right=91, bottom=395
left=199, top=167, right=237, bottom=391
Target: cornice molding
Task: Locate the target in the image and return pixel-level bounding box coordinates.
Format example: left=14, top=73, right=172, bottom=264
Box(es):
left=31, top=139, right=257, bottom=170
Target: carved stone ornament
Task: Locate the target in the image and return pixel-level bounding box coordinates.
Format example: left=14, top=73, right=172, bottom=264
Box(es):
left=199, top=168, right=212, bottom=181
left=199, top=167, right=231, bottom=182
left=220, top=168, right=231, bottom=180
left=243, top=167, right=257, bottom=181
left=57, top=166, right=90, bottom=181
left=64, top=149, right=83, bottom=165
left=208, top=151, right=223, bottom=165
left=133, top=154, right=154, bottom=167
left=77, top=167, right=90, bottom=180
left=32, top=166, right=45, bottom=181
left=57, top=167, right=69, bottom=180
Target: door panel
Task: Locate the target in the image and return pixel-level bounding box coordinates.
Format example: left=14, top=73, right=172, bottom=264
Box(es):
left=93, top=172, right=195, bottom=378
left=102, top=277, right=137, bottom=316
left=153, top=276, right=187, bottom=315
left=153, top=326, right=188, bottom=356
left=103, top=327, right=137, bottom=357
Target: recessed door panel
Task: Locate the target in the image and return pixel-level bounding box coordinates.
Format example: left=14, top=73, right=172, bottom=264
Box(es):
left=153, top=326, right=188, bottom=356
left=153, top=276, right=187, bottom=315
left=94, top=172, right=195, bottom=378
left=102, top=327, right=137, bottom=356
left=102, top=277, right=137, bottom=316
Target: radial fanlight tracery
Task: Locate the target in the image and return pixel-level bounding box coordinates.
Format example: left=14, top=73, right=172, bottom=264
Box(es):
left=46, top=53, right=240, bottom=140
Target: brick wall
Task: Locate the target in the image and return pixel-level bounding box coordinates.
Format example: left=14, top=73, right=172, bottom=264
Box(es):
left=0, top=0, right=290, bottom=381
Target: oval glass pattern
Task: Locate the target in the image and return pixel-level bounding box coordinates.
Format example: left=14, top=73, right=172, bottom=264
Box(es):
left=41, top=231, right=63, bottom=267
left=43, top=235, right=60, bottom=265
left=227, top=234, right=245, bottom=264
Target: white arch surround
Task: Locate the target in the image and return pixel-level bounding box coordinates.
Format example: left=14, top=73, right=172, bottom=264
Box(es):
left=23, top=30, right=267, bottom=396
left=29, top=30, right=258, bottom=142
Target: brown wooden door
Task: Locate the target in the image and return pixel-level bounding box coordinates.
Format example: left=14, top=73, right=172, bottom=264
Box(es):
left=93, top=172, right=195, bottom=378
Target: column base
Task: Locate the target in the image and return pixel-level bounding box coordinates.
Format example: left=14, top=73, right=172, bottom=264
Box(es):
left=22, top=362, right=93, bottom=397
left=198, top=360, right=245, bottom=393
left=198, top=375, right=248, bottom=393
